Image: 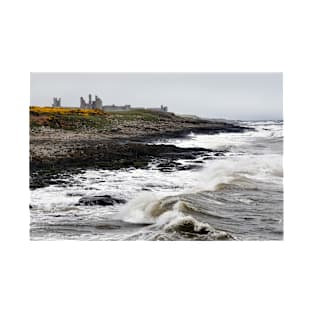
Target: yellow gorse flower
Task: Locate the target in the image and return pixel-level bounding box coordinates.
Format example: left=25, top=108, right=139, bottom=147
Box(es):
left=30, top=106, right=108, bottom=116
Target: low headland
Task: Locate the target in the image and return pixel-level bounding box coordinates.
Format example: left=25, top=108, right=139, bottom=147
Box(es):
left=30, top=106, right=251, bottom=189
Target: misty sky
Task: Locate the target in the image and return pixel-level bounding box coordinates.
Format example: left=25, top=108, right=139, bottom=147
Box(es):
left=30, top=73, right=282, bottom=120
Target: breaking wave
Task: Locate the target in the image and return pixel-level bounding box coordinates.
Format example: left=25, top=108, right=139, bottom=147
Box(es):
left=30, top=120, right=283, bottom=241
left=192, top=154, right=283, bottom=192
left=116, top=152, right=282, bottom=240
left=117, top=194, right=233, bottom=240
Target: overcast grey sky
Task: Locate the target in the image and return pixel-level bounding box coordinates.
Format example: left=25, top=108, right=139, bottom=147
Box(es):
left=30, top=73, right=282, bottom=120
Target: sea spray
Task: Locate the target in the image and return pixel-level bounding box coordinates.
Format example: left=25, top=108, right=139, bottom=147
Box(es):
left=30, top=121, right=283, bottom=240
left=190, top=154, right=283, bottom=193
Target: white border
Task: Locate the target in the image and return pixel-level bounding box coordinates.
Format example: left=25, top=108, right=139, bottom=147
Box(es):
left=1, top=0, right=313, bottom=312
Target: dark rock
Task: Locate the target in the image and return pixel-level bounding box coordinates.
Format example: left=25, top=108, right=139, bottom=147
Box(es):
left=77, top=195, right=126, bottom=206
left=30, top=121, right=246, bottom=189
left=155, top=160, right=201, bottom=172
left=156, top=161, right=179, bottom=168
left=203, top=156, right=213, bottom=160
left=66, top=192, right=85, bottom=197
left=177, top=164, right=201, bottom=171
left=158, top=167, right=175, bottom=172
left=214, top=152, right=224, bottom=156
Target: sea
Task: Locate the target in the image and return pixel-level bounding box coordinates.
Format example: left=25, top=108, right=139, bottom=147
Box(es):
left=30, top=121, right=283, bottom=240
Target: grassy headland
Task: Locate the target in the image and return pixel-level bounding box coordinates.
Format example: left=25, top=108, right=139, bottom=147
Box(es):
left=30, top=106, right=169, bottom=130
left=30, top=106, right=250, bottom=189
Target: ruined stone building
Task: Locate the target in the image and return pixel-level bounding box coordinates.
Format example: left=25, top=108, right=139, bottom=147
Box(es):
left=161, top=104, right=168, bottom=112
left=52, top=97, right=61, bottom=107
left=51, top=94, right=168, bottom=113
left=150, top=104, right=168, bottom=112
left=80, top=94, right=103, bottom=109
left=102, top=104, right=168, bottom=112
left=102, top=104, right=132, bottom=112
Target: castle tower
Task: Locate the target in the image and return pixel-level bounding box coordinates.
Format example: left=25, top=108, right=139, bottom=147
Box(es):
left=80, top=96, right=87, bottom=108
left=161, top=104, right=168, bottom=112
left=52, top=97, right=61, bottom=107
left=94, top=95, right=103, bottom=109
left=88, top=94, right=92, bottom=108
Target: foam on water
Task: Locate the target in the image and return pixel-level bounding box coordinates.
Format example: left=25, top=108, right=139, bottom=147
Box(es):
left=30, top=121, right=283, bottom=240
left=114, top=152, right=282, bottom=239
left=119, top=199, right=233, bottom=240
left=111, top=122, right=283, bottom=239
left=154, top=120, right=283, bottom=152
left=192, top=154, right=283, bottom=192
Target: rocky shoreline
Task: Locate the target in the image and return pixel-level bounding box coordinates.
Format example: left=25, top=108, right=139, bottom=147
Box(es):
left=30, top=113, right=251, bottom=189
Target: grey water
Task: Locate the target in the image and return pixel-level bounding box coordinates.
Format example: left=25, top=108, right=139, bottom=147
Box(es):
left=30, top=121, right=283, bottom=240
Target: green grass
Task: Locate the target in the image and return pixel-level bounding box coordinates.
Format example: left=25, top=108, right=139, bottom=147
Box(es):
left=30, top=107, right=176, bottom=130
left=109, top=109, right=164, bottom=122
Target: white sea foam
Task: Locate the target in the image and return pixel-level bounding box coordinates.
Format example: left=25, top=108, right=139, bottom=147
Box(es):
left=155, top=121, right=282, bottom=151
left=30, top=121, right=283, bottom=240
left=116, top=149, right=283, bottom=239
left=115, top=123, right=283, bottom=228
left=194, top=154, right=283, bottom=191
left=117, top=192, right=163, bottom=223
left=118, top=197, right=231, bottom=240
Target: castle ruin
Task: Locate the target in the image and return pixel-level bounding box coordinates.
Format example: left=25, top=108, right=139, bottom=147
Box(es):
left=150, top=104, right=168, bottom=112
left=102, top=104, right=167, bottom=112
left=80, top=94, right=103, bottom=109
left=52, top=97, right=61, bottom=107
left=51, top=95, right=168, bottom=113
left=102, top=104, right=132, bottom=112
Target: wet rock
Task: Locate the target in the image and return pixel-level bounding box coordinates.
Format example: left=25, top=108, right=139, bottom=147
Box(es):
left=29, top=123, right=240, bottom=189
left=203, top=156, right=213, bottom=160
left=193, top=160, right=204, bottom=163
left=156, top=160, right=201, bottom=172
left=156, top=161, right=179, bottom=171
left=176, top=164, right=201, bottom=171
left=214, top=152, right=224, bottom=156
left=77, top=195, right=126, bottom=206
left=66, top=192, right=85, bottom=197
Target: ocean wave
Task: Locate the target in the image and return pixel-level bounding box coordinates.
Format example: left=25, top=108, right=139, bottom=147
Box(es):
left=116, top=193, right=234, bottom=240
left=117, top=193, right=223, bottom=223
left=116, top=151, right=283, bottom=239
left=191, top=154, right=283, bottom=192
